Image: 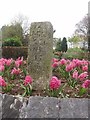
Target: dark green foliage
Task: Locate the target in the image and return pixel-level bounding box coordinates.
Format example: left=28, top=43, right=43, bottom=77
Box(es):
left=2, top=46, right=28, bottom=59
left=55, top=38, right=62, bottom=52
left=2, top=38, right=22, bottom=47
left=61, top=37, right=68, bottom=52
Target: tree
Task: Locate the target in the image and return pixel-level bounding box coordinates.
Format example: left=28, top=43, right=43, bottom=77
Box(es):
left=75, top=14, right=88, bottom=40
left=61, top=37, right=68, bottom=52
left=11, top=14, right=30, bottom=37
left=1, top=23, right=23, bottom=42
left=55, top=38, right=62, bottom=51
left=1, top=14, right=30, bottom=46
left=11, top=14, right=30, bottom=46
left=68, top=35, right=80, bottom=48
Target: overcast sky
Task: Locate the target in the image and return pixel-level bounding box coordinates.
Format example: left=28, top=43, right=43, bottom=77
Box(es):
left=0, top=0, right=89, bottom=38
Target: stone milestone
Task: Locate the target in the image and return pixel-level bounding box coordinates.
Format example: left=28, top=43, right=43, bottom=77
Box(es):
left=28, top=22, right=53, bottom=90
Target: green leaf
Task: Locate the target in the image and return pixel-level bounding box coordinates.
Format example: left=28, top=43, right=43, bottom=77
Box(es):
left=23, top=68, right=27, bottom=76
left=6, top=85, right=12, bottom=92
left=88, top=64, right=90, bottom=72
left=22, top=91, right=26, bottom=97
left=57, top=85, right=63, bottom=94
left=79, top=88, right=87, bottom=96
left=0, top=72, right=3, bottom=76
left=27, top=87, right=30, bottom=95
left=29, top=84, right=32, bottom=90
left=11, top=75, right=15, bottom=80
left=5, top=77, right=8, bottom=83
left=11, top=83, right=15, bottom=87
left=19, top=79, right=23, bottom=83
left=7, top=71, right=10, bottom=78
left=21, top=84, right=26, bottom=90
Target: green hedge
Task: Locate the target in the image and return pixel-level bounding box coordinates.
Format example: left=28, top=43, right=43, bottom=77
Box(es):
left=2, top=46, right=28, bottom=59
left=2, top=38, right=22, bottom=47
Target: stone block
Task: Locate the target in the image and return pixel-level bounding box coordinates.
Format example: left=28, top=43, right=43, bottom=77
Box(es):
left=28, top=22, right=53, bottom=90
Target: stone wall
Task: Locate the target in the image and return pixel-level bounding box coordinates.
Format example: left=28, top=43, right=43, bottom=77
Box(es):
left=0, top=94, right=89, bottom=119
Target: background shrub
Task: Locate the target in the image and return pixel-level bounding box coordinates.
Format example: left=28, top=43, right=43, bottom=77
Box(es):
left=53, top=51, right=63, bottom=59
left=2, top=38, right=22, bottom=47
left=2, top=46, right=28, bottom=59
left=61, top=37, right=68, bottom=52
left=61, top=47, right=88, bottom=60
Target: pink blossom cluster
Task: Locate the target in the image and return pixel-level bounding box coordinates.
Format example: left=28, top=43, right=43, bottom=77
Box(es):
left=24, top=75, right=32, bottom=86
left=0, top=57, right=26, bottom=76
left=0, top=58, right=13, bottom=66
left=0, top=57, right=27, bottom=88
left=82, top=80, right=90, bottom=88
left=52, top=58, right=59, bottom=68
left=59, top=58, right=66, bottom=65
left=72, top=70, right=78, bottom=80
left=11, top=67, right=21, bottom=75
left=52, top=58, right=67, bottom=68
left=0, top=76, right=6, bottom=87
left=0, top=58, right=13, bottom=72
left=52, top=58, right=89, bottom=72
left=15, top=57, right=23, bottom=68
left=50, top=76, right=61, bottom=90
left=52, top=58, right=90, bottom=88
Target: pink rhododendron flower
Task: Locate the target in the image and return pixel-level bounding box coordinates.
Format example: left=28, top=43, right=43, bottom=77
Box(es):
left=24, top=75, right=32, bottom=86
left=50, top=76, right=61, bottom=90
left=72, top=70, right=78, bottom=80
left=6, top=58, right=13, bottom=66
left=15, top=60, right=22, bottom=68
left=59, top=58, right=66, bottom=65
left=15, top=57, right=23, bottom=68
left=0, top=58, right=7, bottom=66
left=82, top=65, right=88, bottom=72
left=52, top=62, right=58, bottom=68
left=11, top=68, right=20, bottom=75
left=0, top=65, right=4, bottom=72
left=52, top=58, right=58, bottom=63
left=81, top=59, right=88, bottom=66
left=24, top=60, right=27, bottom=65
left=72, top=59, right=81, bottom=67
left=78, top=72, right=88, bottom=81
left=0, top=76, right=6, bottom=87
left=66, top=59, right=71, bottom=64
left=82, top=80, right=90, bottom=88
left=71, top=61, right=76, bottom=68
left=66, top=63, right=74, bottom=72
left=15, top=61, right=20, bottom=68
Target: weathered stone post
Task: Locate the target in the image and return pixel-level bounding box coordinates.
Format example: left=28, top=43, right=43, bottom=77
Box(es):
left=28, top=22, right=53, bottom=90
left=0, top=30, right=2, bottom=58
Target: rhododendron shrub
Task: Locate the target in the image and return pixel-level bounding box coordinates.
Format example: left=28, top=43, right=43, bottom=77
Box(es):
left=52, top=58, right=90, bottom=97
left=0, top=57, right=32, bottom=95
left=0, top=56, right=89, bottom=98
